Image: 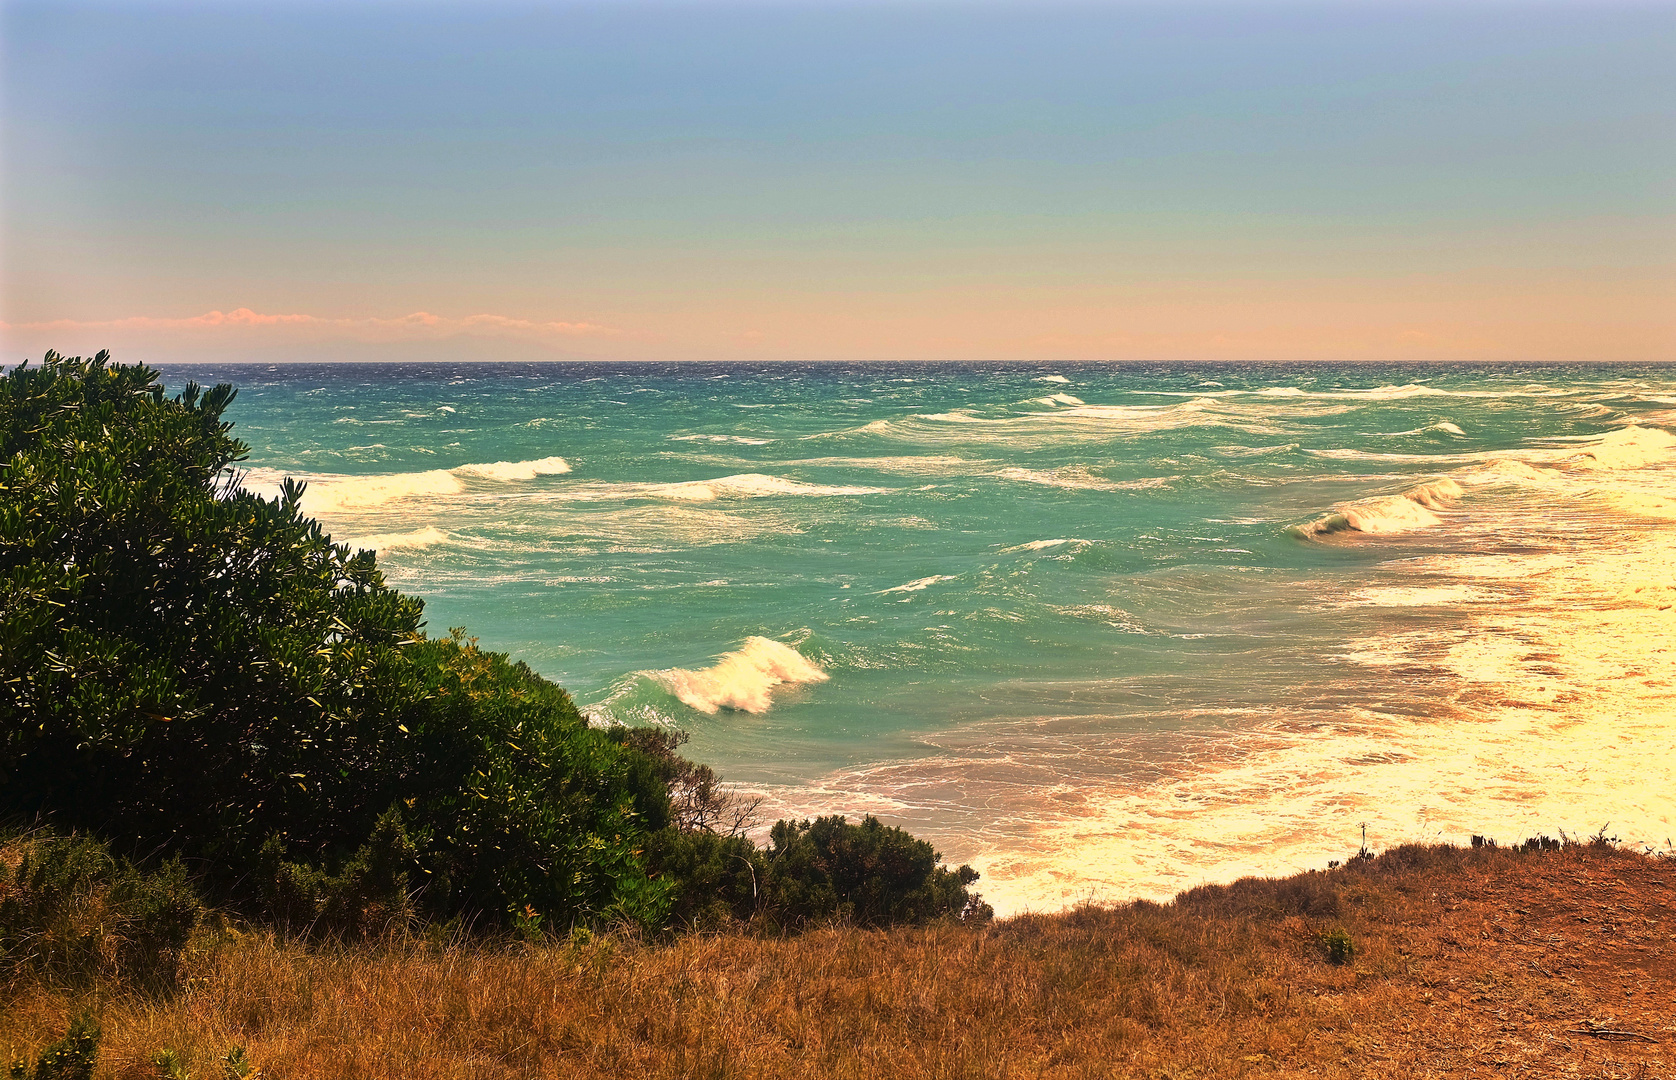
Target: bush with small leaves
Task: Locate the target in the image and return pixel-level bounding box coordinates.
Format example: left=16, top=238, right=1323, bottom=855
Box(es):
left=1322, top=928, right=1356, bottom=965
left=9, top=1012, right=99, bottom=1080
left=0, top=831, right=200, bottom=988
left=149, top=1049, right=188, bottom=1080
left=763, top=815, right=990, bottom=929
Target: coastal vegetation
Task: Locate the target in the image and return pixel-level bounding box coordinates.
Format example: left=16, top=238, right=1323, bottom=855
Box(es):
left=3, top=353, right=1670, bottom=1075
left=3, top=835, right=1670, bottom=1078
left=0, top=351, right=985, bottom=938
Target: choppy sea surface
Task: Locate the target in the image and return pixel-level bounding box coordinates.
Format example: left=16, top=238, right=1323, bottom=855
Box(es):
left=159, top=360, right=1676, bottom=914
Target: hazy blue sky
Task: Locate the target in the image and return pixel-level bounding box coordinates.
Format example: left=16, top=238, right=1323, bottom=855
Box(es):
left=3, top=0, right=1672, bottom=361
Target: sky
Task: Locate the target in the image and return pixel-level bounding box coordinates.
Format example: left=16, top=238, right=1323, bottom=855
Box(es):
left=2, top=0, right=1672, bottom=363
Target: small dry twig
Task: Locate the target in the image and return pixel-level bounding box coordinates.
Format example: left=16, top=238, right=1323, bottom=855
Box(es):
left=1563, top=1025, right=1658, bottom=1043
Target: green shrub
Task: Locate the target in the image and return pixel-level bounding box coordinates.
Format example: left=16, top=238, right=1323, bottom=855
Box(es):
left=644, top=828, right=765, bottom=930
left=9, top=1012, right=99, bottom=1080
left=0, top=831, right=200, bottom=988
left=764, top=816, right=990, bottom=928
left=1321, top=927, right=1356, bottom=965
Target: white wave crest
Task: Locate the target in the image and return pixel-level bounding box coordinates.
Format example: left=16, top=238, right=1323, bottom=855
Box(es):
left=452, top=456, right=573, bottom=482
left=996, top=466, right=1171, bottom=492
left=878, top=575, right=959, bottom=594
left=1034, top=393, right=1085, bottom=407
left=1000, top=538, right=1092, bottom=553
left=1570, top=426, right=1676, bottom=470
left=1295, top=478, right=1464, bottom=538
left=668, top=434, right=776, bottom=446
left=1035, top=374, right=1071, bottom=384
left=643, top=473, right=891, bottom=501
left=652, top=637, right=829, bottom=714
left=1374, top=421, right=1466, bottom=437
left=340, top=525, right=449, bottom=553
left=244, top=455, right=571, bottom=513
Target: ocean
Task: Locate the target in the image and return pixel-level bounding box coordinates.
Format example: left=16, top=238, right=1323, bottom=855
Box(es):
left=158, top=359, right=1676, bottom=915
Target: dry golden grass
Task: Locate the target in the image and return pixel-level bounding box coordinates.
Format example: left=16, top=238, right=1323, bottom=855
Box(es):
left=4, top=842, right=1672, bottom=1079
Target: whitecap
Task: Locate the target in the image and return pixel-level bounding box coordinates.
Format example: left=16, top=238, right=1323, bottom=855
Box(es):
left=877, top=575, right=959, bottom=594
left=996, top=466, right=1172, bottom=492
left=651, top=637, right=829, bottom=714
left=243, top=455, right=571, bottom=514
left=1293, top=478, right=1464, bottom=538
left=1034, top=375, right=1071, bottom=384
left=338, top=525, right=449, bottom=554
left=999, top=538, right=1092, bottom=553
left=668, top=434, right=776, bottom=446
left=1368, top=421, right=1466, bottom=437
left=1568, top=426, right=1675, bottom=470
left=453, top=456, right=573, bottom=482
left=642, top=474, right=891, bottom=502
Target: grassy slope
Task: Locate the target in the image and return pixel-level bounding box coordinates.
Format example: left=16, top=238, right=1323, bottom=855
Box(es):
left=3, top=842, right=1672, bottom=1079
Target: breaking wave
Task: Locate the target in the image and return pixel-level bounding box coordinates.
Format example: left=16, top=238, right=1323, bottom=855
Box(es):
left=564, top=473, right=892, bottom=502
left=999, top=538, right=1093, bottom=553
left=668, top=434, right=776, bottom=446
left=1294, top=478, right=1464, bottom=538
left=650, top=637, right=829, bottom=714
left=452, top=456, right=574, bottom=482
left=338, top=525, right=449, bottom=553
left=878, top=575, right=959, bottom=594
left=243, top=455, right=571, bottom=513
left=1568, top=426, right=1676, bottom=470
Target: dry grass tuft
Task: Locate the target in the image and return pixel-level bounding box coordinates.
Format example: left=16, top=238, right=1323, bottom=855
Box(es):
left=4, top=843, right=1672, bottom=1079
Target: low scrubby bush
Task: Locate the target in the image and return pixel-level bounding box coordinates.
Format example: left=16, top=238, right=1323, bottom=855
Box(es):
left=1321, top=927, right=1356, bottom=965
left=763, top=816, right=991, bottom=929
left=7, top=1012, right=99, bottom=1080
left=0, top=831, right=200, bottom=989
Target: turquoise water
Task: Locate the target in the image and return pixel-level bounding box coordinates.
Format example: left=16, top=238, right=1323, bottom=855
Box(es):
left=162, top=360, right=1676, bottom=912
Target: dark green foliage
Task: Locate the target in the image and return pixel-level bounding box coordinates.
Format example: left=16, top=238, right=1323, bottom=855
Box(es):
left=645, top=828, right=765, bottom=929
left=0, top=350, right=424, bottom=874
left=762, top=816, right=990, bottom=928
left=0, top=831, right=201, bottom=989
left=260, top=805, right=417, bottom=936
left=1321, top=927, right=1356, bottom=965
left=393, top=636, right=672, bottom=929
left=0, top=353, right=669, bottom=930
left=606, top=726, right=757, bottom=836
left=149, top=1049, right=188, bottom=1080
left=9, top=1012, right=99, bottom=1080
left=219, top=1047, right=253, bottom=1080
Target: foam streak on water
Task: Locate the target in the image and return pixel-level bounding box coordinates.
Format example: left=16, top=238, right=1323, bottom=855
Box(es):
left=171, top=360, right=1676, bottom=914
